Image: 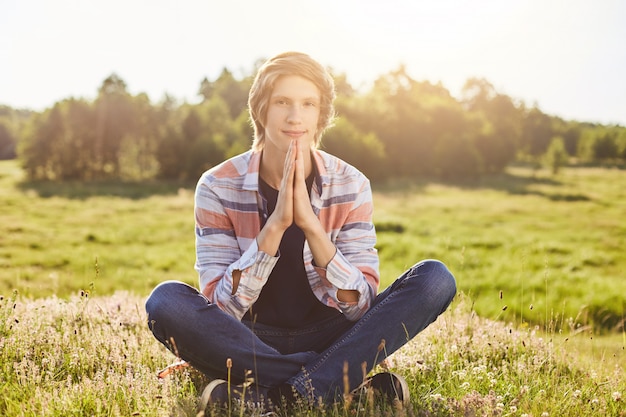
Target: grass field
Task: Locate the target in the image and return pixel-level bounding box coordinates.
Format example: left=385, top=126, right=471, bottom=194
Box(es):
left=1, top=159, right=625, bottom=416
left=1, top=291, right=624, bottom=416
left=2, top=160, right=624, bottom=332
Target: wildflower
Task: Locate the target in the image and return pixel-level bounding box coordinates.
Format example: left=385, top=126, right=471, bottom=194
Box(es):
left=572, top=389, right=582, bottom=398
left=612, top=391, right=621, bottom=401
left=510, top=405, right=517, bottom=413
left=452, top=369, right=467, bottom=379
left=472, top=365, right=486, bottom=374
left=460, top=382, right=470, bottom=390
left=541, top=413, right=549, bottom=417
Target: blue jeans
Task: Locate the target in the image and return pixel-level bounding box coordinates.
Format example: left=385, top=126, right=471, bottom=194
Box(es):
left=145, top=259, right=456, bottom=404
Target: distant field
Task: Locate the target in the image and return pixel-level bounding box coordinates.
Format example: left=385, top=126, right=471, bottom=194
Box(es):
left=373, top=164, right=626, bottom=334
left=1, top=159, right=625, bottom=333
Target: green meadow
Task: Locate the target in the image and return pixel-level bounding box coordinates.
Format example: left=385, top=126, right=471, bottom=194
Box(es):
left=2, top=160, right=624, bottom=333
left=1, top=159, right=625, bottom=416
left=374, top=165, right=626, bottom=334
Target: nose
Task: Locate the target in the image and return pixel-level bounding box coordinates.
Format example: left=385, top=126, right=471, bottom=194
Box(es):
left=286, top=105, right=302, bottom=124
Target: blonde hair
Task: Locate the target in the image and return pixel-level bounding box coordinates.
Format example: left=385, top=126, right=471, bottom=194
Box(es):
left=248, top=52, right=336, bottom=151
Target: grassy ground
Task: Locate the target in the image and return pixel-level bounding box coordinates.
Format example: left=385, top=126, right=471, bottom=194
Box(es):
left=0, top=160, right=197, bottom=298
left=1, top=291, right=624, bottom=416
left=373, top=165, right=626, bottom=333
left=1, top=159, right=625, bottom=415
left=4, top=160, right=622, bottom=332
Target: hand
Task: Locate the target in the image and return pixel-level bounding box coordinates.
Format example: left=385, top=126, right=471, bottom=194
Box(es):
left=269, top=140, right=297, bottom=232
left=293, top=140, right=318, bottom=232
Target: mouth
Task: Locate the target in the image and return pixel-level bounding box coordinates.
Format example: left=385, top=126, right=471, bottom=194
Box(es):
left=282, top=129, right=307, bottom=139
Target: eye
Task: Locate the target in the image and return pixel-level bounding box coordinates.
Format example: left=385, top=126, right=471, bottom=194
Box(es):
left=304, top=101, right=317, bottom=107
left=274, top=98, right=289, bottom=106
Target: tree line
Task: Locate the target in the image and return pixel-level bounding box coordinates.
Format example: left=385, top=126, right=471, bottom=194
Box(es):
left=1, top=64, right=625, bottom=182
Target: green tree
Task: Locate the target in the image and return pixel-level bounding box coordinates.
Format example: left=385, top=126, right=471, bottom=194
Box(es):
left=434, top=132, right=483, bottom=179
left=553, top=119, right=583, bottom=156
left=155, top=104, right=189, bottom=180
left=1, top=106, right=34, bottom=160
left=20, top=105, right=64, bottom=179
left=57, top=98, right=96, bottom=180
left=521, top=107, right=554, bottom=157
left=222, top=110, right=253, bottom=159
left=617, top=128, right=626, bottom=161
left=321, top=117, right=387, bottom=181
left=182, top=108, right=202, bottom=142
left=93, top=74, right=136, bottom=178
left=159, top=96, right=234, bottom=180
left=155, top=127, right=185, bottom=180
left=0, top=122, right=16, bottom=160
left=462, top=78, right=522, bottom=173
left=343, top=66, right=440, bottom=177
left=118, top=93, right=160, bottom=180
left=20, top=99, right=97, bottom=180
left=351, top=66, right=490, bottom=179
left=198, top=68, right=251, bottom=119
left=331, top=70, right=356, bottom=98
left=184, top=97, right=232, bottom=177
left=592, top=131, right=619, bottom=160
left=577, top=126, right=624, bottom=163
left=544, top=136, right=568, bottom=174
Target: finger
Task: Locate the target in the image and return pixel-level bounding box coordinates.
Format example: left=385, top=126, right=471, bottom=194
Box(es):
left=296, top=140, right=309, bottom=187
left=282, top=141, right=293, bottom=177
left=283, top=141, right=298, bottom=179
left=281, top=155, right=296, bottom=195
left=294, top=150, right=304, bottom=185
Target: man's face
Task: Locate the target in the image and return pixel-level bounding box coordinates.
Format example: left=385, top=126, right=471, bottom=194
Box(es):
left=264, top=75, right=321, bottom=154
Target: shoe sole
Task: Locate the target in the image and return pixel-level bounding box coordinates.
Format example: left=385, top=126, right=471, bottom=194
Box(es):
left=369, top=372, right=411, bottom=406
left=198, top=378, right=228, bottom=411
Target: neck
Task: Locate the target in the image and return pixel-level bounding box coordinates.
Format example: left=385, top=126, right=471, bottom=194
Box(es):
left=259, top=158, right=283, bottom=189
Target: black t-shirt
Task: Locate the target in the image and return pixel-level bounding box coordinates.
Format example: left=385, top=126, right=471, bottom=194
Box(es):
left=242, top=171, right=341, bottom=328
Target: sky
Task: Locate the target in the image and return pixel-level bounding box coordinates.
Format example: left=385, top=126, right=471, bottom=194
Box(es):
left=1, top=0, right=625, bottom=125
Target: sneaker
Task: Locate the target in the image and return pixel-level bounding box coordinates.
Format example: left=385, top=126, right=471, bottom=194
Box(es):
left=368, top=372, right=410, bottom=406
left=198, top=379, right=230, bottom=410
left=198, top=379, right=269, bottom=412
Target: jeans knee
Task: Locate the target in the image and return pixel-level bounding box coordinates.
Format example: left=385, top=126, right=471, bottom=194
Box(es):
left=412, top=259, right=457, bottom=300
left=145, top=280, right=190, bottom=325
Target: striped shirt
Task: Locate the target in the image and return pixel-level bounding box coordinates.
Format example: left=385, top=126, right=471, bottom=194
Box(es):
left=194, top=149, right=379, bottom=321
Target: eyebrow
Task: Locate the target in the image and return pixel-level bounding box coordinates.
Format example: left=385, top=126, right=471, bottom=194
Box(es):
left=271, top=94, right=320, bottom=102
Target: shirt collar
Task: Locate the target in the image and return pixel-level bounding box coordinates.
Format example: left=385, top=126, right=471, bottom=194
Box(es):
left=242, top=150, right=262, bottom=191
left=311, top=150, right=329, bottom=192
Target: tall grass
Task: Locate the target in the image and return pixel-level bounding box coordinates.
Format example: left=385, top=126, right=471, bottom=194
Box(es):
left=1, top=289, right=624, bottom=416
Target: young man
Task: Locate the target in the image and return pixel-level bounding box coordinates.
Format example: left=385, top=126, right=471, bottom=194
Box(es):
left=145, top=52, right=456, bottom=412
